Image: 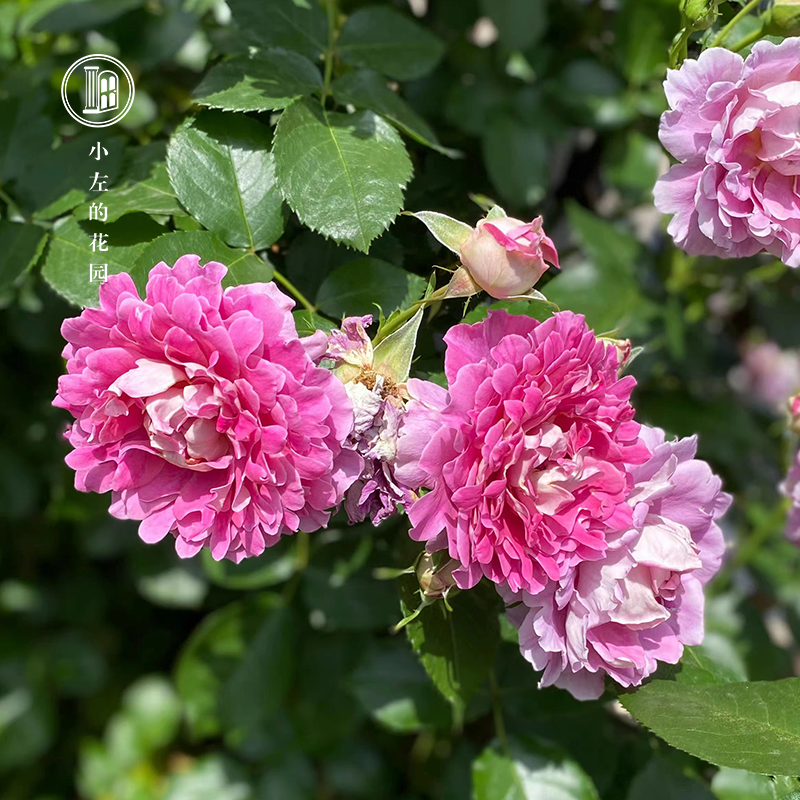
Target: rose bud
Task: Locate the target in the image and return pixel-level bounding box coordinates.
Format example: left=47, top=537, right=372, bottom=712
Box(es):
left=764, top=0, right=800, bottom=36
left=680, top=0, right=719, bottom=30
left=459, top=216, right=560, bottom=300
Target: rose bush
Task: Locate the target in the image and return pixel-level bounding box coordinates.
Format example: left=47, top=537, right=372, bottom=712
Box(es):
left=6, top=0, right=800, bottom=797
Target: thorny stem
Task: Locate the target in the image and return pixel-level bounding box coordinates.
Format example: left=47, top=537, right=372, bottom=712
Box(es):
left=710, top=0, right=762, bottom=48
left=272, top=268, right=317, bottom=313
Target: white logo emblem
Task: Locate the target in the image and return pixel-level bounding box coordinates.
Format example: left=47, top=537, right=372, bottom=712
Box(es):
left=61, top=54, right=135, bottom=128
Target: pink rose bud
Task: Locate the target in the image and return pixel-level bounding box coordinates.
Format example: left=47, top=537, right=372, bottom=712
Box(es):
left=459, top=216, right=560, bottom=299
left=765, top=0, right=800, bottom=36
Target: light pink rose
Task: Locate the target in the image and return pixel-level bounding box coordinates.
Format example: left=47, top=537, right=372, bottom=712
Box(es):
left=459, top=216, right=560, bottom=298
left=728, top=340, right=800, bottom=412
left=654, top=39, right=800, bottom=266
left=503, top=427, right=731, bottom=700
left=396, top=310, right=650, bottom=594
left=54, top=255, right=361, bottom=562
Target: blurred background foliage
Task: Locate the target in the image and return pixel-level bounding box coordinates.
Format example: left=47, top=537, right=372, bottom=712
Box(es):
left=2, top=0, right=800, bottom=798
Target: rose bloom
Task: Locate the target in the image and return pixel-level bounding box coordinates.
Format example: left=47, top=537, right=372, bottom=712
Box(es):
left=324, top=315, right=412, bottom=525
left=655, top=39, right=800, bottom=266
left=459, top=216, right=560, bottom=299
left=396, top=310, right=650, bottom=594
left=54, top=256, right=360, bottom=562
left=503, top=427, right=731, bottom=700
left=728, top=339, right=800, bottom=412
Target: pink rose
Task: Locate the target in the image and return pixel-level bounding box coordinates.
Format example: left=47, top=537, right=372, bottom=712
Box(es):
left=54, top=255, right=361, bottom=562
left=503, top=427, right=730, bottom=700
left=396, top=310, right=650, bottom=594
left=459, top=216, right=560, bottom=299
left=655, top=39, right=800, bottom=266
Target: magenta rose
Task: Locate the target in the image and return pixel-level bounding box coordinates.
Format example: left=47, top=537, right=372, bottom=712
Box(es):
left=502, top=427, right=730, bottom=700
left=459, top=216, right=560, bottom=299
left=395, top=310, right=650, bottom=594
left=655, top=39, right=800, bottom=266
left=54, top=255, right=360, bottom=562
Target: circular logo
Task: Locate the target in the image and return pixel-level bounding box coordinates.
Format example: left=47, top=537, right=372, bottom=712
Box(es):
left=61, top=54, right=135, bottom=128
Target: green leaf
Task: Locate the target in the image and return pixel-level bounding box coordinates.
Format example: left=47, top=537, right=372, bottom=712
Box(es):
left=257, top=752, right=317, bottom=800
left=331, top=70, right=457, bottom=157
left=75, top=146, right=182, bottom=223
left=136, top=565, right=208, bottom=609
left=0, top=667, right=54, bottom=774
left=338, top=6, right=445, bottom=81
left=316, top=258, right=425, bottom=318
left=167, top=111, right=284, bottom=250
left=292, top=309, right=337, bottom=337
left=405, top=210, right=473, bottom=255
left=130, top=231, right=272, bottom=292
left=175, top=594, right=294, bottom=740
left=399, top=577, right=501, bottom=711
left=478, top=0, right=548, bottom=51
left=621, top=678, right=800, bottom=775
left=15, top=135, right=125, bottom=220
left=0, top=94, right=53, bottom=183
left=473, top=736, right=600, bottom=800
left=349, top=638, right=452, bottom=733
left=31, top=0, right=143, bottom=32
left=219, top=603, right=296, bottom=736
left=121, top=675, right=182, bottom=754
left=545, top=202, right=653, bottom=335
left=301, top=565, right=399, bottom=632
left=372, top=306, right=423, bottom=382
left=42, top=214, right=163, bottom=308
left=227, top=0, right=328, bottom=59
left=273, top=98, right=412, bottom=253
left=627, top=758, right=715, bottom=800
left=0, top=221, right=46, bottom=291
left=673, top=645, right=747, bottom=686
left=193, top=49, right=322, bottom=112
left=604, top=129, right=665, bottom=194
left=201, top=541, right=296, bottom=591
left=711, top=767, right=799, bottom=800
left=45, top=631, right=107, bottom=698
left=291, top=633, right=366, bottom=754
left=164, top=755, right=253, bottom=800
left=482, top=115, right=549, bottom=207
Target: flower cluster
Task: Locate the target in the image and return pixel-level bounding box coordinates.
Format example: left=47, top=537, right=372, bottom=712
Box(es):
left=396, top=310, right=730, bottom=699
left=55, top=252, right=731, bottom=701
